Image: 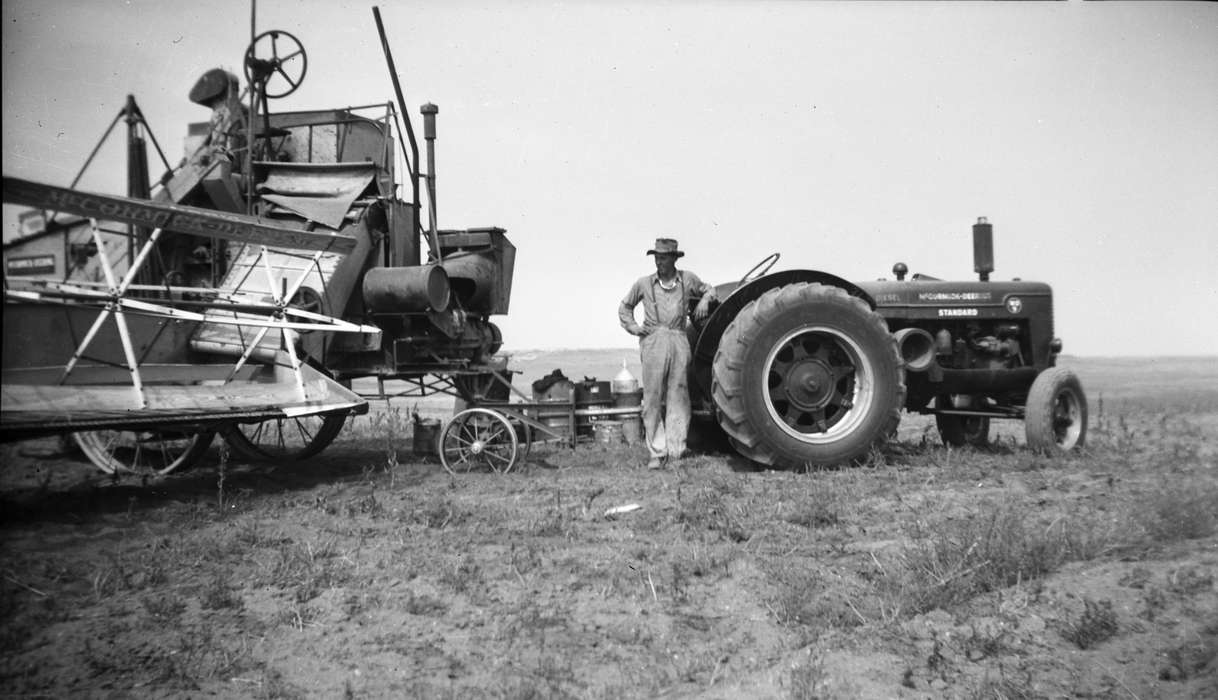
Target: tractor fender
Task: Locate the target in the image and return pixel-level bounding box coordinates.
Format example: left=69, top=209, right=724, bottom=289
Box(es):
left=689, top=269, right=876, bottom=401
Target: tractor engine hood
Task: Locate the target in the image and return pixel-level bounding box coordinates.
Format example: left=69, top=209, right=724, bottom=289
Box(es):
left=855, top=278, right=1051, bottom=317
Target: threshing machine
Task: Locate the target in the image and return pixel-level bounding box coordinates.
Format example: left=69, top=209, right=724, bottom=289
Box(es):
left=2, top=9, right=525, bottom=475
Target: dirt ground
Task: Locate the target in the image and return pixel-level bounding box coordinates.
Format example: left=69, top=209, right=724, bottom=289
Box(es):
left=1, top=355, right=1216, bottom=698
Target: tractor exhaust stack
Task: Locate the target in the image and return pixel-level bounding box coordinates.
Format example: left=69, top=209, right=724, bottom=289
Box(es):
left=973, top=216, right=994, bottom=282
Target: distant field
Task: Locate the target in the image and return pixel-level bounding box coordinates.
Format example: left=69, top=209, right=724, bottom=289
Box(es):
left=502, top=351, right=1218, bottom=405
left=1, top=354, right=1215, bottom=698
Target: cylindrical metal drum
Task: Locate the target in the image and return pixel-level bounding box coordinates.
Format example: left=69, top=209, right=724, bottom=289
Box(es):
left=613, top=389, right=643, bottom=408
left=535, top=397, right=572, bottom=438
left=412, top=418, right=441, bottom=457
left=575, top=381, right=613, bottom=436
left=363, top=264, right=451, bottom=312
left=594, top=420, right=624, bottom=445
left=620, top=413, right=643, bottom=445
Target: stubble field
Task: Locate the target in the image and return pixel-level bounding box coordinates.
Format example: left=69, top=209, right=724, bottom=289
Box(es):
left=1, top=353, right=1216, bottom=699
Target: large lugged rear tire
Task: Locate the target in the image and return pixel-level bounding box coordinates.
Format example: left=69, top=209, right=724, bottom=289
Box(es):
left=1024, top=367, right=1087, bottom=453
left=711, top=283, right=905, bottom=468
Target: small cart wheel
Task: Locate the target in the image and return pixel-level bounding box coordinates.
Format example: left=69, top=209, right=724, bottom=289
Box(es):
left=439, top=408, right=519, bottom=474
left=73, top=429, right=214, bottom=476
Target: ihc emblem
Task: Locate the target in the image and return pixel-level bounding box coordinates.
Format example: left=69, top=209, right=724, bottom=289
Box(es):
left=1005, top=297, right=1023, bottom=314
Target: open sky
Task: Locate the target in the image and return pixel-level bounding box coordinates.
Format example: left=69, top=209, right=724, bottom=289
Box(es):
left=4, top=0, right=1216, bottom=357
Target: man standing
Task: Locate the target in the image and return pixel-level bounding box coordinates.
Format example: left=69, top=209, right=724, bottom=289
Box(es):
left=619, top=238, right=715, bottom=469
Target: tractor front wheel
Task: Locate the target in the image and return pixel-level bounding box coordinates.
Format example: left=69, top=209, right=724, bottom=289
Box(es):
left=1024, top=367, right=1087, bottom=453
left=711, top=283, right=904, bottom=468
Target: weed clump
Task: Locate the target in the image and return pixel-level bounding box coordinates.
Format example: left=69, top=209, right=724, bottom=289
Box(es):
left=1060, top=598, right=1119, bottom=649
left=879, top=501, right=1112, bottom=616
left=1141, top=485, right=1218, bottom=543
left=675, top=484, right=749, bottom=543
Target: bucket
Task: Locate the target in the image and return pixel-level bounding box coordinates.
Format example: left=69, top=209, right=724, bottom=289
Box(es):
left=620, top=413, right=643, bottom=445
left=613, top=389, right=643, bottom=408
left=412, top=418, right=441, bottom=456
left=594, top=420, right=624, bottom=445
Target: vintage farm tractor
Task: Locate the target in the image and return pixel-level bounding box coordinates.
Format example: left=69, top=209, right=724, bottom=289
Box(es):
left=687, top=217, right=1087, bottom=468
left=1, top=9, right=522, bottom=474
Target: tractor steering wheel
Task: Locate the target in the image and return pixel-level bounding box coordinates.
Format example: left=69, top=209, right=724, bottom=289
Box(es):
left=244, top=30, right=308, bottom=98
left=739, top=253, right=780, bottom=285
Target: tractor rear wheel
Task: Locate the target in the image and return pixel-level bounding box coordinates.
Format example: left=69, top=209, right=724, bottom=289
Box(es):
left=1024, top=367, right=1087, bottom=453
left=711, top=283, right=904, bottom=468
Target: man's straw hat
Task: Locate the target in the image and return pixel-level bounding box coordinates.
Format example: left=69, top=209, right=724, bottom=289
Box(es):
left=646, top=238, right=684, bottom=258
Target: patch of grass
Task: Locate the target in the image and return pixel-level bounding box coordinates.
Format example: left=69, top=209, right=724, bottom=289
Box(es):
left=675, top=483, right=749, bottom=543
left=766, top=565, right=865, bottom=637
left=1160, top=617, right=1218, bottom=682
left=668, top=543, right=734, bottom=604
left=784, top=651, right=859, bottom=699
left=783, top=483, right=845, bottom=529
left=141, top=592, right=187, bottom=620
left=438, top=554, right=483, bottom=595
left=527, top=490, right=576, bottom=538
left=277, top=603, right=322, bottom=631
left=1060, top=598, right=1118, bottom=650
left=259, top=538, right=348, bottom=603
left=1141, top=484, right=1218, bottom=543
left=200, top=574, right=244, bottom=611
left=971, top=668, right=1038, bottom=700
left=401, top=590, right=448, bottom=617
left=877, top=501, right=1115, bottom=616
left=410, top=496, right=469, bottom=529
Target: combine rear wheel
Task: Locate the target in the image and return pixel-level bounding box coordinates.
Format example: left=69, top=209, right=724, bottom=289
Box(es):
left=711, top=283, right=904, bottom=468
left=1024, top=367, right=1087, bottom=453
left=223, top=412, right=346, bottom=463
left=74, top=429, right=214, bottom=476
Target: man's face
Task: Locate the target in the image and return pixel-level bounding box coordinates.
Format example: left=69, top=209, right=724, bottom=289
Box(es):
left=653, top=253, right=677, bottom=275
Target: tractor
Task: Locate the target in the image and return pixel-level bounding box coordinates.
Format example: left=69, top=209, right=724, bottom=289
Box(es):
left=687, top=217, right=1087, bottom=468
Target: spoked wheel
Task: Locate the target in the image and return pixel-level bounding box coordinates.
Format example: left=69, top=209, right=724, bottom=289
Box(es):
left=439, top=408, right=520, bottom=474
left=73, top=429, right=214, bottom=476
left=1025, top=367, right=1087, bottom=454
left=223, top=412, right=346, bottom=464
left=712, top=283, right=905, bottom=468
left=935, top=394, right=991, bottom=447
left=243, top=30, right=308, bottom=98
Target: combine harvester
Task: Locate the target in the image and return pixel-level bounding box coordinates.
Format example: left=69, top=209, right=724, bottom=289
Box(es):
left=2, top=8, right=534, bottom=475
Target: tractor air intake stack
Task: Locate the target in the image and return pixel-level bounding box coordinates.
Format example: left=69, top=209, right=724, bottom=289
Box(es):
left=973, top=216, right=994, bottom=282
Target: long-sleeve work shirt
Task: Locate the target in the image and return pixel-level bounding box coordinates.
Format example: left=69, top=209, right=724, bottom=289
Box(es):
left=619, top=270, right=715, bottom=336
